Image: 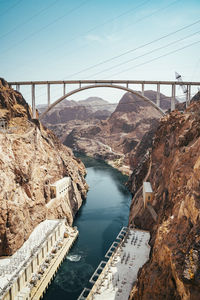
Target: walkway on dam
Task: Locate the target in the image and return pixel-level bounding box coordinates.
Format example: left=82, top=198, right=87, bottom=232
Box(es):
left=79, top=227, right=150, bottom=300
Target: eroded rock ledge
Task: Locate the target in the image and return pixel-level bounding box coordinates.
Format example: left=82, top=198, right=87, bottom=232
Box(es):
left=128, top=98, right=200, bottom=299
left=0, top=78, right=88, bottom=256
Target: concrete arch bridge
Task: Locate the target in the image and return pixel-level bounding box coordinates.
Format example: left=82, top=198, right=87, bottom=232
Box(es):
left=8, top=80, right=200, bottom=118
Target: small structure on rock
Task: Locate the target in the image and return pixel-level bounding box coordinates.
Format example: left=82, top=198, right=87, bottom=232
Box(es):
left=50, top=177, right=71, bottom=199
left=0, top=118, right=8, bottom=131
left=143, top=182, right=153, bottom=208
left=0, top=219, right=78, bottom=300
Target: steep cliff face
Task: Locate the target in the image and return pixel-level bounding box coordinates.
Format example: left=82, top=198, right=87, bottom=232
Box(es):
left=63, top=92, right=163, bottom=174
left=0, top=79, right=88, bottom=256
left=128, top=98, right=200, bottom=299
left=41, top=97, right=117, bottom=124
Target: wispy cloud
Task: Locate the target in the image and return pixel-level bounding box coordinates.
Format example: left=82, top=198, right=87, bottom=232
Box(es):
left=86, top=34, right=103, bottom=43
left=85, top=34, right=120, bottom=44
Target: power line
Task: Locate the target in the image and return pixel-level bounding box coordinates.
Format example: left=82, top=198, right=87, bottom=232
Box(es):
left=90, top=30, right=200, bottom=77
left=0, top=0, right=59, bottom=40
left=0, top=0, right=91, bottom=55
left=110, top=39, right=200, bottom=77
left=5, top=0, right=151, bottom=75
left=63, top=0, right=182, bottom=78
left=0, top=0, right=23, bottom=17
left=65, top=18, right=200, bottom=78
left=44, top=0, right=151, bottom=56
left=112, top=0, right=182, bottom=36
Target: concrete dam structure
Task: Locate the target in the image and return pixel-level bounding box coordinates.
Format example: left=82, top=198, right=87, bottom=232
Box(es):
left=78, top=227, right=150, bottom=300
left=0, top=219, right=78, bottom=300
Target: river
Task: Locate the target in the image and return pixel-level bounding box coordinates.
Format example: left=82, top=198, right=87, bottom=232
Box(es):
left=43, top=156, right=132, bottom=300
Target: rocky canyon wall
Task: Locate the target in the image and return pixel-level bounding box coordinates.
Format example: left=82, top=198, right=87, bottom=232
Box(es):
left=128, top=96, right=200, bottom=299
left=0, top=78, right=88, bottom=256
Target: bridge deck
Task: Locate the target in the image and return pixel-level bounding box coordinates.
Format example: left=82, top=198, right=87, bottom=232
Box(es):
left=8, top=79, right=200, bottom=86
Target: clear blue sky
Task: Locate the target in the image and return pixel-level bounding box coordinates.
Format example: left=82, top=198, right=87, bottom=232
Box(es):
left=1, top=0, right=200, bottom=104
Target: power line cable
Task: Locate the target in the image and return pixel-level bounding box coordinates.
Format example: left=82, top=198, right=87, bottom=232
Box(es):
left=0, top=0, right=91, bottom=55
left=0, top=0, right=59, bottom=40
left=110, top=39, right=200, bottom=77
left=90, top=30, right=200, bottom=77
left=0, top=0, right=23, bottom=17
left=65, top=18, right=200, bottom=78
left=5, top=0, right=151, bottom=74
left=44, top=0, right=151, bottom=55
left=58, top=0, right=181, bottom=70
left=112, top=0, right=181, bottom=36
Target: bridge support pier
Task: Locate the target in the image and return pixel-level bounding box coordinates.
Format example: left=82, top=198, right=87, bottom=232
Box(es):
left=63, top=83, right=66, bottom=96
left=47, top=83, right=50, bottom=107
left=186, top=85, right=191, bottom=108
left=156, top=84, right=160, bottom=107
left=171, top=84, right=176, bottom=111
left=141, top=83, right=144, bottom=96
left=16, top=84, right=20, bottom=92
left=32, top=84, right=36, bottom=118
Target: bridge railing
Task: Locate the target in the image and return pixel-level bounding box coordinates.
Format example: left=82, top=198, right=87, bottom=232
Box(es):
left=8, top=80, right=200, bottom=118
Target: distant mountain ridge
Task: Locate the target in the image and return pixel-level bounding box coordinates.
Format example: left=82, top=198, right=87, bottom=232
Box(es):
left=38, top=96, right=117, bottom=113
left=39, top=96, right=117, bottom=124
left=42, top=90, right=176, bottom=174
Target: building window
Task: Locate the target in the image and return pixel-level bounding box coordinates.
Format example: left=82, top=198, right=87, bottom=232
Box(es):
left=148, top=196, right=151, bottom=201
left=42, top=248, right=44, bottom=258
left=25, top=269, right=27, bottom=282
left=37, top=255, right=39, bottom=265
left=31, top=262, right=33, bottom=273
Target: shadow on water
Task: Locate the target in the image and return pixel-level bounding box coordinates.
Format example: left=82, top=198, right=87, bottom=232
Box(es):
left=43, top=154, right=132, bottom=300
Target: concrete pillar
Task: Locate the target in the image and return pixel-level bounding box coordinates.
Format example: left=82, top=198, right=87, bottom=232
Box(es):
left=79, top=82, right=81, bottom=89
left=63, top=83, right=66, bottom=96
left=16, top=84, right=20, bottom=92
left=141, top=83, right=144, bottom=96
left=47, top=83, right=50, bottom=107
left=187, top=85, right=191, bottom=106
left=126, top=82, right=129, bottom=89
left=32, top=84, right=36, bottom=118
left=171, top=84, right=176, bottom=111
left=156, top=84, right=160, bottom=107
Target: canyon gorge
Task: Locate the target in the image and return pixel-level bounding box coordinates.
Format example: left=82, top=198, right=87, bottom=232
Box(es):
left=0, top=77, right=200, bottom=299
left=42, top=90, right=172, bottom=174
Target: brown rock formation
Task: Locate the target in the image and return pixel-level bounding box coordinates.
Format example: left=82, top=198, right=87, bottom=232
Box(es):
left=0, top=78, right=88, bottom=256
left=41, top=90, right=173, bottom=174
left=41, top=97, right=116, bottom=124
left=128, top=97, right=200, bottom=299
left=62, top=92, right=163, bottom=174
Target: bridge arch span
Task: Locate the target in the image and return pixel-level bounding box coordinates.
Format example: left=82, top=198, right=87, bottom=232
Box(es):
left=40, top=84, right=165, bottom=119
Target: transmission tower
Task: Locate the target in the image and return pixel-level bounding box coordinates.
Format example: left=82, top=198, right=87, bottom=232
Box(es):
left=175, top=72, right=187, bottom=93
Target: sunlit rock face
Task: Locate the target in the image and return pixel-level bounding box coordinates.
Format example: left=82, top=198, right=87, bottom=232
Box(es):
left=59, top=91, right=164, bottom=174
left=128, top=95, right=200, bottom=300
left=0, top=78, right=88, bottom=256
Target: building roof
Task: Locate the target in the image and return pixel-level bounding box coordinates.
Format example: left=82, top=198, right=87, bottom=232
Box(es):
left=51, top=177, right=71, bottom=187
left=143, top=182, right=153, bottom=193
left=0, top=219, right=63, bottom=296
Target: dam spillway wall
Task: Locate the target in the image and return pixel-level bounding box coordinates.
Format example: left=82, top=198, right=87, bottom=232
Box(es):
left=0, top=219, right=78, bottom=300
